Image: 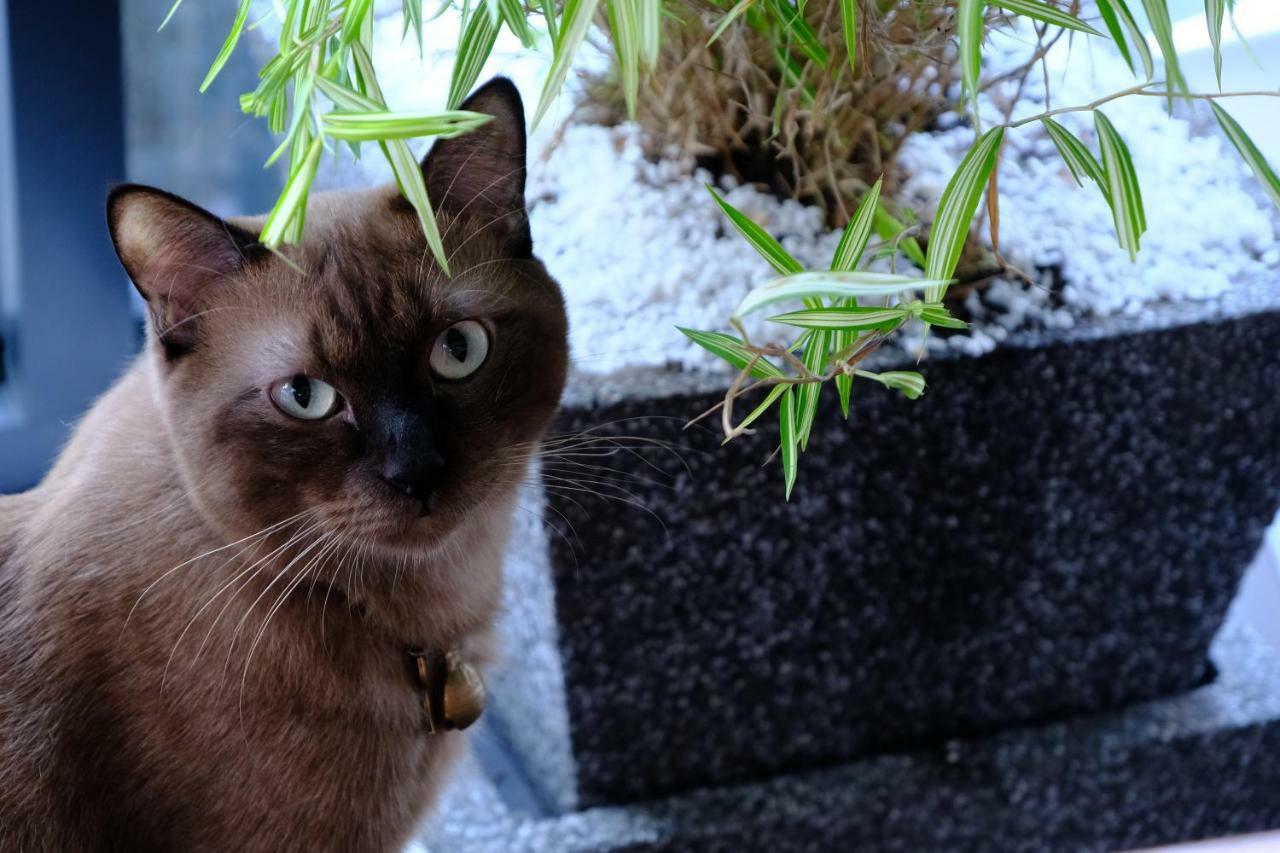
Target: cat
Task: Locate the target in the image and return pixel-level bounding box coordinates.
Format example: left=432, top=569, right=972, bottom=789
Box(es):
left=0, top=77, right=567, bottom=852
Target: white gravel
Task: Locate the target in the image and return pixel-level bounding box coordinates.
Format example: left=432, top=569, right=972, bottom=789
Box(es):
left=341, top=7, right=1280, bottom=373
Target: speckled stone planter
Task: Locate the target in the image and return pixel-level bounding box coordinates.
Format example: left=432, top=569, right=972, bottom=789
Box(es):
left=484, top=296, right=1280, bottom=813
left=424, top=618, right=1280, bottom=852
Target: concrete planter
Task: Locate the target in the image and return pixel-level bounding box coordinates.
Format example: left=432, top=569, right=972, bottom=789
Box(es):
left=476, top=295, right=1280, bottom=824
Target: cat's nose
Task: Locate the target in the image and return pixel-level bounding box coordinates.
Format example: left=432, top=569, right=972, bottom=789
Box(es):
left=381, top=449, right=445, bottom=505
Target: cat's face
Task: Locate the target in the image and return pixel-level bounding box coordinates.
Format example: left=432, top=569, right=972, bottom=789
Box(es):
left=107, top=79, right=567, bottom=555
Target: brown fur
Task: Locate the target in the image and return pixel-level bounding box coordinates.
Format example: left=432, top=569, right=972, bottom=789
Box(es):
left=0, top=79, right=567, bottom=851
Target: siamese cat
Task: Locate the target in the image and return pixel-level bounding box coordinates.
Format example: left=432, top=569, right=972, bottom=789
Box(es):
left=0, top=78, right=568, bottom=852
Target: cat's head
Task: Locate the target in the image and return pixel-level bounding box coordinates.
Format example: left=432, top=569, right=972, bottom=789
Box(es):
left=106, top=78, right=567, bottom=554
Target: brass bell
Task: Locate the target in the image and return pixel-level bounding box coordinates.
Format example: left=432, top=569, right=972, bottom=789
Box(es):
left=441, top=650, right=485, bottom=731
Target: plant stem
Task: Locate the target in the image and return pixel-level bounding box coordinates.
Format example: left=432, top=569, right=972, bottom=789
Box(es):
left=1005, top=83, right=1280, bottom=129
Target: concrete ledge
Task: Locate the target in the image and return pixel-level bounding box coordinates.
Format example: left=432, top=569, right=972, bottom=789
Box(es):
left=422, top=616, right=1280, bottom=851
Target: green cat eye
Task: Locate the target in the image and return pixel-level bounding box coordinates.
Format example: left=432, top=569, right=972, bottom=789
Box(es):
left=430, top=321, right=490, bottom=380
left=270, top=374, right=342, bottom=421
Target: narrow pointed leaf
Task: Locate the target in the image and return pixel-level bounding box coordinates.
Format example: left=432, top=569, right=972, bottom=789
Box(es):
left=532, top=0, right=602, bottom=128
left=351, top=44, right=450, bottom=274
left=1095, top=110, right=1146, bottom=261
left=918, top=303, right=970, bottom=329
left=321, top=110, right=492, bottom=141
left=873, top=206, right=926, bottom=267
left=449, top=4, right=502, bottom=109
left=736, top=272, right=945, bottom=319
left=1211, top=102, right=1280, bottom=210
left=199, top=0, right=252, bottom=92
left=708, top=0, right=756, bottom=46
left=1141, top=0, right=1188, bottom=107
left=923, top=126, right=1004, bottom=300
left=831, top=177, right=882, bottom=272
left=766, top=0, right=829, bottom=67
left=638, top=0, right=661, bottom=67
left=729, top=383, right=790, bottom=440
left=859, top=369, right=926, bottom=399
left=261, top=134, right=323, bottom=248
left=499, top=0, right=538, bottom=48
left=676, top=328, right=785, bottom=378
left=1042, top=117, right=1106, bottom=189
left=957, top=0, right=985, bottom=118
left=1097, top=0, right=1154, bottom=79
left=796, top=330, right=828, bottom=450
left=989, top=0, right=1104, bottom=36
left=607, top=0, right=644, bottom=118
left=779, top=387, right=799, bottom=499
left=708, top=186, right=803, bottom=275
left=838, top=0, right=857, bottom=73
left=1206, top=0, right=1225, bottom=87
left=767, top=306, right=909, bottom=331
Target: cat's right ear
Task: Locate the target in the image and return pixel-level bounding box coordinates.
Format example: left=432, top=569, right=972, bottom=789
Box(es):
left=107, top=185, right=260, bottom=358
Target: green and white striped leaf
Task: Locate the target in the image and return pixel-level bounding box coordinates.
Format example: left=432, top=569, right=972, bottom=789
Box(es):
left=923, top=126, right=1004, bottom=300
left=1205, top=0, right=1226, bottom=87
left=498, top=0, right=538, bottom=48
left=730, top=383, right=790, bottom=441
left=795, top=330, right=828, bottom=449
left=532, top=0, right=602, bottom=128
left=735, top=272, right=946, bottom=319
left=1141, top=0, right=1188, bottom=106
left=767, top=0, right=829, bottom=68
left=341, top=0, right=375, bottom=47
left=1041, top=117, right=1106, bottom=189
left=838, top=0, right=857, bottom=72
left=989, top=0, right=1104, bottom=36
left=917, top=303, right=970, bottom=329
left=199, top=0, right=251, bottom=93
left=767, top=305, right=909, bottom=331
left=859, top=369, right=926, bottom=399
left=831, top=177, right=882, bottom=272
left=1096, top=0, right=1154, bottom=79
left=707, top=186, right=804, bottom=275
left=607, top=0, right=644, bottom=118
left=873, top=205, right=926, bottom=267
left=708, top=0, right=756, bottom=46
left=835, top=339, right=853, bottom=417
left=957, top=0, right=985, bottom=119
left=676, top=328, right=785, bottom=378
left=779, top=386, right=799, bottom=499
left=638, top=0, right=661, bottom=68
left=541, top=0, right=560, bottom=42
left=1211, top=102, right=1280, bottom=210
left=320, top=109, right=492, bottom=140
left=261, top=133, right=324, bottom=248
left=1095, top=110, right=1147, bottom=261
left=448, top=4, right=501, bottom=109
left=352, top=44, right=450, bottom=274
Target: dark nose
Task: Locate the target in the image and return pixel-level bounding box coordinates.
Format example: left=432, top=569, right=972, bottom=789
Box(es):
left=376, top=407, right=445, bottom=505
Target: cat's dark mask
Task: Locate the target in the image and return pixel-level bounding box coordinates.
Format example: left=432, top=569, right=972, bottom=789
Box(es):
left=105, top=78, right=568, bottom=553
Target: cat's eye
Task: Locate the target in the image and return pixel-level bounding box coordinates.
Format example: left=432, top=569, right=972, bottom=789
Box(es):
left=429, top=320, right=490, bottom=380
left=270, top=375, right=342, bottom=421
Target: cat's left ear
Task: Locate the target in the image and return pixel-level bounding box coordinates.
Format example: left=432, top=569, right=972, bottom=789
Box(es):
left=422, top=77, right=531, bottom=258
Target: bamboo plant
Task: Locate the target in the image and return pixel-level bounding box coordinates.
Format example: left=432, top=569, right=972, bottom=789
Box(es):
left=173, top=0, right=1280, bottom=497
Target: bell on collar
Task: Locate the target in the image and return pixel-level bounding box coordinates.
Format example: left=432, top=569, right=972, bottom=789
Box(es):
left=442, top=649, right=485, bottom=731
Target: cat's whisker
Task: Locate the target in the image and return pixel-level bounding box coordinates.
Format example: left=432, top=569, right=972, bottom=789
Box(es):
left=220, top=525, right=335, bottom=680
left=127, top=506, right=320, bottom=634
left=238, top=533, right=342, bottom=721
left=164, top=516, right=325, bottom=692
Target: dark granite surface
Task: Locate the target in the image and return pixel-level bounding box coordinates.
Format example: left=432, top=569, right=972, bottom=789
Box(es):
left=538, top=308, right=1280, bottom=806
left=421, top=618, right=1280, bottom=852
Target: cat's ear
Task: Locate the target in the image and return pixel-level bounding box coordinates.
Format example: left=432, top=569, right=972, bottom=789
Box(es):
left=107, top=185, right=260, bottom=358
left=422, top=77, right=531, bottom=257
